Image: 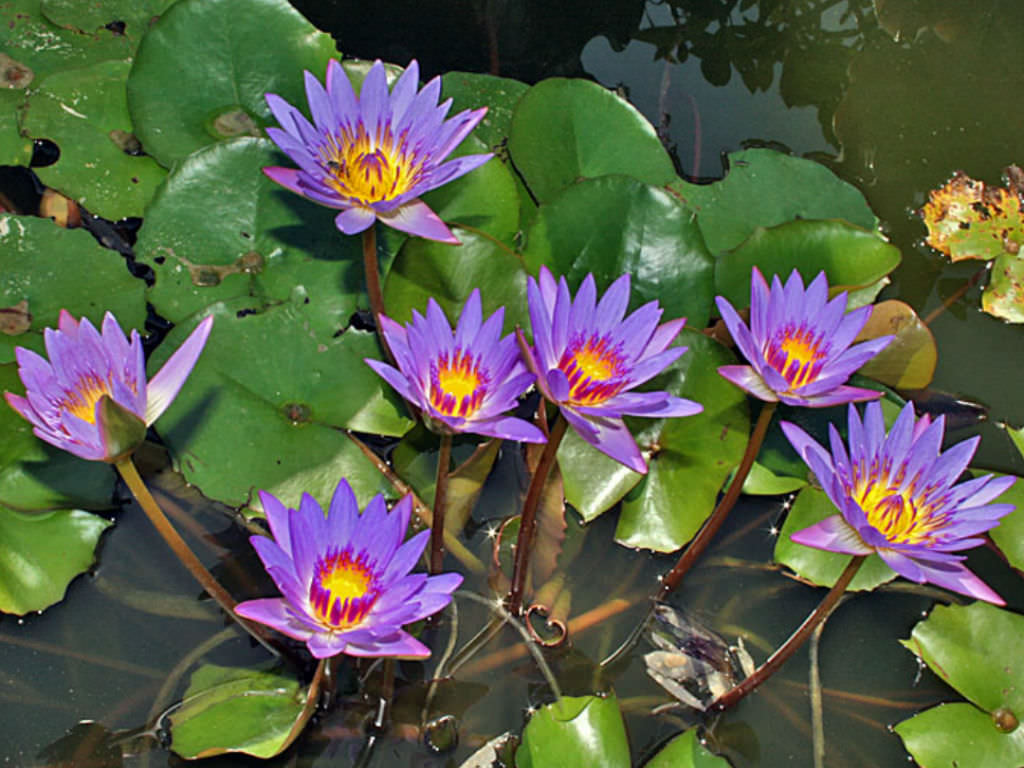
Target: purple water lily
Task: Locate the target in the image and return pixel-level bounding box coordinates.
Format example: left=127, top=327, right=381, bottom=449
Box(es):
left=5, top=311, right=213, bottom=462
left=782, top=401, right=1014, bottom=604
left=716, top=267, right=892, bottom=407
left=365, top=289, right=545, bottom=443
left=235, top=479, right=462, bottom=659
left=263, top=58, right=492, bottom=244
left=520, top=266, right=703, bottom=474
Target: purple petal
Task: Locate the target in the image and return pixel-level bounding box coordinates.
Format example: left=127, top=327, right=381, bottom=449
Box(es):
left=563, top=408, right=646, bottom=474
left=471, top=414, right=547, bottom=443
left=335, top=206, right=377, bottom=235
left=717, top=365, right=779, bottom=402
left=235, top=598, right=313, bottom=641
left=375, top=199, right=459, bottom=243
left=789, top=515, right=872, bottom=555
left=145, top=315, right=213, bottom=425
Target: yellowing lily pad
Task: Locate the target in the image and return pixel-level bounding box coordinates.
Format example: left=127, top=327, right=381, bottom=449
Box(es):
left=921, top=170, right=1024, bottom=262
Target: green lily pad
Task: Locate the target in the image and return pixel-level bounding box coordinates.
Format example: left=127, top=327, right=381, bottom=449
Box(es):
left=21, top=58, right=167, bottom=220
left=774, top=486, right=897, bottom=591
left=0, top=213, right=146, bottom=364
left=895, top=702, right=1024, bottom=768
left=0, top=364, right=116, bottom=512
left=982, top=470, right=1024, bottom=572
left=713, top=219, right=902, bottom=310
left=982, top=251, right=1024, bottom=323
left=383, top=228, right=530, bottom=335
left=522, top=175, right=715, bottom=329
left=0, top=88, right=33, bottom=166
left=739, top=461, right=807, bottom=496
left=40, top=0, right=175, bottom=44
left=168, top=662, right=306, bottom=759
left=0, top=502, right=111, bottom=614
left=146, top=301, right=400, bottom=512
left=136, top=137, right=364, bottom=339
left=508, top=77, right=676, bottom=204
left=1, top=0, right=132, bottom=78
left=516, top=695, right=630, bottom=768
left=669, top=148, right=879, bottom=255
left=558, top=330, right=749, bottom=553
left=896, top=602, right=1024, bottom=766
left=126, top=0, right=337, bottom=168
left=441, top=71, right=529, bottom=150
left=643, top=728, right=731, bottom=768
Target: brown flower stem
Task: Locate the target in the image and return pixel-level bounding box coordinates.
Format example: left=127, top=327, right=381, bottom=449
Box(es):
left=114, top=457, right=280, bottom=654
left=657, top=400, right=778, bottom=600
left=507, top=413, right=568, bottom=616
left=430, top=433, right=452, bottom=574
left=362, top=226, right=387, bottom=328
left=921, top=264, right=988, bottom=326
left=710, top=555, right=866, bottom=712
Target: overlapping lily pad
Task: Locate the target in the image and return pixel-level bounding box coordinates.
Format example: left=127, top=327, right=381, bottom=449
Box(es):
left=441, top=71, right=529, bottom=150
left=509, top=78, right=676, bottom=204
left=522, top=175, right=715, bottom=329
left=21, top=58, right=167, bottom=220
left=40, top=0, right=175, bottom=46
left=145, top=301, right=404, bottom=513
left=981, top=467, right=1024, bottom=571
left=854, top=300, right=937, bottom=389
left=670, top=148, right=879, bottom=255
left=558, top=330, right=749, bottom=553
left=0, top=213, right=146, bottom=364
left=896, top=602, right=1024, bottom=766
left=126, top=0, right=337, bottom=167
left=643, top=729, right=731, bottom=768
left=168, top=662, right=308, bottom=759
left=713, top=219, right=902, bottom=309
left=516, top=695, right=630, bottom=768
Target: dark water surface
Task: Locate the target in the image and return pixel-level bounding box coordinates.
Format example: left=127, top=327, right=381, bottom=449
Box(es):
left=4, top=2, right=1024, bottom=766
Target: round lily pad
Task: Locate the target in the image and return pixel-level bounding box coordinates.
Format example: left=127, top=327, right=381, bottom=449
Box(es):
left=509, top=77, right=676, bottom=204
left=670, top=148, right=879, bottom=255
left=146, top=301, right=403, bottom=512
left=0, top=213, right=146, bottom=364
left=136, top=137, right=364, bottom=340
left=126, top=0, right=337, bottom=168
left=516, top=694, right=630, bottom=768
left=21, top=58, right=167, bottom=220
left=522, top=175, right=714, bottom=329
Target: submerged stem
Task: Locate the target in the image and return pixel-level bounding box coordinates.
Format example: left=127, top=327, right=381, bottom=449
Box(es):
left=710, top=554, right=866, bottom=712
left=507, top=414, right=568, bottom=615
left=430, top=433, right=453, bottom=574
left=658, top=400, right=777, bottom=599
left=114, top=457, right=279, bottom=654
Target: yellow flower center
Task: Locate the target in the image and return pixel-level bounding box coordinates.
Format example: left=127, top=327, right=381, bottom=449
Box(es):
left=430, top=349, right=486, bottom=418
left=558, top=335, right=626, bottom=406
left=310, top=549, right=377, bottom=630
left=62, top=374, right=113, bottom=424
left=322, top=123, right=423, bottom=205
left=766, top=326, right=826, bottom=389
left=852, top=465, right=946, bottom=546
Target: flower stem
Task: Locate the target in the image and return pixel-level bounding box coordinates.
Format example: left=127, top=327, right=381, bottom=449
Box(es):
left=508, top=413, right=568, bottom=616
left=362, top=226, right=387, bottom=328
left=430, top=433, right=453, bottom=574
left=657, top=400, right=777, bottom=600
left=710, top=554, right=866, bottom=712
left=279, top=657, right=326, bottom=751
left=114, top=457, right=279, bottom=653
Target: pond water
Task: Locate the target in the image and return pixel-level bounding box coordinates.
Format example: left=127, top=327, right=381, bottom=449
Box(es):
left=3, top=1, right=1024, bottom=766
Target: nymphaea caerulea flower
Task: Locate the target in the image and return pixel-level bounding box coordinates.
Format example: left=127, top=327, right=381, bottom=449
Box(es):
left=520, top=266, right=703, bottom=473
left=782, top=401, right=1014, bottom=604
left=235, top=479, right=462, bottom=658
left=716, top=267, right=892, bottom=407
left=263, top=58, right=491, bottom=244
left=365, top=289, right=545, bottom=443
left=5, top=311, right=213, bottom=462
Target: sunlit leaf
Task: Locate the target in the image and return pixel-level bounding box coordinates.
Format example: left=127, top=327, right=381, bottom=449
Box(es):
left=774, top=486, right=897, bottom=591
left=516, top=695, right=630, bottom=768
left=0, top=502, right=110, bottom=614
left=522, top=175, right=715, bottom=329
left=895, top=702, right=1024, bottom=768
left=643, top=728, right=731, bottom=768
left=126, top=0, right=337, bottom=167
left=168, top=662, right=307, bottom=759
left=509, top=78, right=676, bottom=204
left=441, top=71, right=529, bottom=150
left=920, top=171, right=1024, bottom=262
left=739, top=461, right=806, bottom=496
left=670, top=148, right=879, bottom=255
left=21, top=58, right=167, bottom=220
left=854, top=300, right=937, bottom=389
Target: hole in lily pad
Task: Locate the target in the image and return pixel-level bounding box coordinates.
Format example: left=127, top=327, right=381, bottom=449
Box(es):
left=30, top=139, right=60, bottom=168
left=282, top=403, right=312, bottom=423
left=208, top=108, right=262, bottom=140
left=0, top=53, right=33, bottom=89
left=104, top=20, right=126, bottom=36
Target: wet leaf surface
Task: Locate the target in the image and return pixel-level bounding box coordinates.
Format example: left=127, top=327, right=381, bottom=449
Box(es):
left=516, top=694, right=630, bottom=768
